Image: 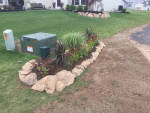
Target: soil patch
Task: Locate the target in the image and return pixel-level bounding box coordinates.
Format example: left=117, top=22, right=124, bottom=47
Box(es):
left=30, top=24, right=150, bottom=113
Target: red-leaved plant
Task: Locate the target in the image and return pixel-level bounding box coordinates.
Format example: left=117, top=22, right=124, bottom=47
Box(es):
left=32, top=57, right=55, bottom=80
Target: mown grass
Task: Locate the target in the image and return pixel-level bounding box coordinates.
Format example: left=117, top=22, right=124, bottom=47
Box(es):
left=0, top=10, right=150, bottom=113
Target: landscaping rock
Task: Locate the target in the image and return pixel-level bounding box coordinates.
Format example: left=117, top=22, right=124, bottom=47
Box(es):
left=77, top=12, right=110, bottom=18
left=28, top=59, right=36, bottom=64
left=32, top=75, right=57, bottom=94
left=88, top=58, right=94, bottom=64
left=88, top=13, right=93, bottom=18
left=19, top=73, right=37, bottom=86
left=99, top=41, right=106, bottom=48
left=19, top=70, right=31, bottom=75
left=93, top=13, right=99, bottom=18
left=81, top=60, right=90, bottom=68
left=72, top=68, right=83, bottom=77
left=32, top=82, right=45, bottom=92
left=56, top=70, right=75, bottom=86
left=96, top=47, right=102, bottom=53
left=45, top=76, right=57, bottom=94
left=75, top=65, right=85, bottom=70
left=101, top=14, right=105, bottom=18
left=22, top=62, right=33, bottom=71
left=56, top=81, right=66, bottom=92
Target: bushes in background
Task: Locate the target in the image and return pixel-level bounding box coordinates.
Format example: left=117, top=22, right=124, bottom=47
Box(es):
left=66, top=5, right=88, bottom=12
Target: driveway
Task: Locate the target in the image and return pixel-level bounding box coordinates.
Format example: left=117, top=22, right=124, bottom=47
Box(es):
left=31, top=24, right=150, bottom=113
left=130, top=24, right=150, bottom=62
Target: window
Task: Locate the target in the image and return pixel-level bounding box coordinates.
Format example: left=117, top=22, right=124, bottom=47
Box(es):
left=0, top=0, right=3, bottom=3
left=81, top=0, right=86, bottom=5
left=75, top=0, right=79, bottom=5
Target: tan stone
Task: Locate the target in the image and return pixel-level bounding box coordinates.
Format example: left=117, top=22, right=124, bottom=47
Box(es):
left=19, top=70, right=31, bottom=75
left=75, top=65, right=85, bottom=70
left=88, top=58, right=94, bottom=64
left=96, top=47, right=102, bottom=53
left=81, top=60, right=91, bottom=68
left=32, top=83, right=45, bottom=92
left=88, top=13, right=93, bottom=18
left=28, top=59, right=36, bottom=64
left=22, top=62, right=33, bottom=71
left=93, top=13, right=99, bottom=18
left=45, top=76, right=57, bottom=94
left=56, top=70, right=75, bottom=86
left=72, top=68, right=83, bottom=77
left=99, top=41, right=106, bottom=48
left=101, top=14, right=105, bottom=18
left=19, top=73, right=37, bottom=86
left=56, top=81, right=66, bottom=92
left=32, top=75, right=57, bottom=94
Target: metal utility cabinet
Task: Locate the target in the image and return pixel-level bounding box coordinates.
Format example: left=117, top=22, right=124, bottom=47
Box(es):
left=20, top=32, right=57, bottom=55
left=3, top=29, right=15, bottom=51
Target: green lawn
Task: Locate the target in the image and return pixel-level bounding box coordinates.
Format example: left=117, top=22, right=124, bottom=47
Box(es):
left=0, top=10, right=150, bottom=113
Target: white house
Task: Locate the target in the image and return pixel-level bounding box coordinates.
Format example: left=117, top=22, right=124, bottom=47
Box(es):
left=124, top=0, right=150, bottom=10
left=0, top=0, right=125, bottom=12
left=135, top=3, right=147, bottom=10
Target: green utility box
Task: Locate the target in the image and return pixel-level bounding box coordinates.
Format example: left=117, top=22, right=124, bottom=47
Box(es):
left=20, top=32, right=57, bottom=56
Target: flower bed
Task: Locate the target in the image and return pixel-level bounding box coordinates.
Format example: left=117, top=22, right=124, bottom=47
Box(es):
left=18, top=29, right=105, bottom=94
left=77, top=11, right=110, bottom=18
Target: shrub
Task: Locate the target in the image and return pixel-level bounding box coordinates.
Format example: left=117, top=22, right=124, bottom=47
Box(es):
left=70, top=5, right=76, bottom=11
left=62, top=32, right=86, bottom=50
left=62, top=32, right=86, bottom=66
left=55, top=40, right=65, bottom=66
left=85, top=28, right=99, bottom=51
left=66, top=5, right=71, bottom=11
left=122, top=8, right=127, bottom=13
left=84, top=6, right=88, bottom=11
left=77, top=5, right=83, bottom=11
left=118, top=5, right=123, bottom=11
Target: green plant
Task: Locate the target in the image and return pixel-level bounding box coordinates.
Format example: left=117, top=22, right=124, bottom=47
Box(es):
left=83, top=6, right=88, bottom=11
left=70, top=5, right=76, bottom=11
left=55, top=40, right=65, bottom=66
left=66, top=5, right=71, bottom=11
left=85, top=28, right=98, bottom=41
left=77, top=5, right=83, bottom=11
left=62, top=32, right=86, bottom=50
left=118, top=5, right=123, bottom=11
left=32, top=57, right=55, bottom=79
left=122, top=8, right=127, bottom=13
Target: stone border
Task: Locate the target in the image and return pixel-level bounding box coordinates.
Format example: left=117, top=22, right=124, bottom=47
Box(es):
left=19, top=41, right=105, bottom=94
left=78, top=12, right=110, bottom=18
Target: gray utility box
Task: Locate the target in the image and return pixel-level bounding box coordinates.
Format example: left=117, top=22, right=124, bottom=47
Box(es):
left=20, top=32, right=57, bottom=56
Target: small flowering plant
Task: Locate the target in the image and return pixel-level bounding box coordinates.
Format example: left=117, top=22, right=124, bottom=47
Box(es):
left=85, top=28, right=99, bottom=51
left=85, top=28, right=98, bottom=42
left=32, top=57, right=55, bottom=79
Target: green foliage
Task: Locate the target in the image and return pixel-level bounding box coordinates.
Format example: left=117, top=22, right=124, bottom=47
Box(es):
left=77, top=5, right=83, bottom=11
left=122, top=8, right=127, bottom=13
left=70, top=5, right=76, bottom=11
left=66, top=5, right=76, bottom=11
left=66, top=5, right=71, bottom=11
left=62, top=32, right=86, bottom=50
left=0, top=10, right=150, bottom=113
left=118, top=5, right=123, bottom=11
left=55, top=41, right=65, bottom=66
left=83, top=6, right=88, bottom=11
